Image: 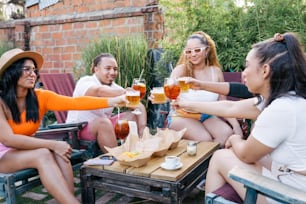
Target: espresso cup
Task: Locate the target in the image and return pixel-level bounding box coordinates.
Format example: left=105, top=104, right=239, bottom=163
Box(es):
left=165, top=156, right=180, bottom=169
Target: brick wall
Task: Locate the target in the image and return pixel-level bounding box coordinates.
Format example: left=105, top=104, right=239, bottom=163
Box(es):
left=0, top=0, right=164, bottom=73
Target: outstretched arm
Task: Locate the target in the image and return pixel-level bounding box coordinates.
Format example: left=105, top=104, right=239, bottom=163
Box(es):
left=172, top=97, right=260, bottom=120
left=186, top=78, right=253, bottom=99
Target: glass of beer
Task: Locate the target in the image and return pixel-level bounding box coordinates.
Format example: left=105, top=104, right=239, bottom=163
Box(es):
left=131, top=78, right=146, bottom=115
left=151, top=87, right=167, bottom=104
left=178, top=77, right=189, bottom=92
left=132, top=78, right=146, bottom=99
left=115, top=119, right=130, bottom=145
left=164, top=78, right=181, bottom=115
left=126, top=89, right=140, bottom=108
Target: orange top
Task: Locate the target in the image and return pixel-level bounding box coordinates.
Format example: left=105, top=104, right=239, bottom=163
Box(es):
left=8, top=89, right=109, bottom=136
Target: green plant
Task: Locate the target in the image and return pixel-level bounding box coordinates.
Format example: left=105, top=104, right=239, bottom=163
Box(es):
left=79, top=36, right=148, bottom=85
left=0, top=41, right=10, bottom=55
left=159, top=0, right=306, bottom=72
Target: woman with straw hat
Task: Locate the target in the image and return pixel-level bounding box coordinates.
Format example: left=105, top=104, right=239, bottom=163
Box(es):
left=0, top=48, right=127, bottom=203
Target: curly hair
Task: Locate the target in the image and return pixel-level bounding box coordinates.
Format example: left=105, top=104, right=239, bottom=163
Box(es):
left=176, top=31, right=221, bottom=77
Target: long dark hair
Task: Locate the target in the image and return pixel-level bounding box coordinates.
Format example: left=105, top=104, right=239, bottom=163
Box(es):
left=0, top=58, right=39, bottom=123
left=252, top=32, right=306, bottom=105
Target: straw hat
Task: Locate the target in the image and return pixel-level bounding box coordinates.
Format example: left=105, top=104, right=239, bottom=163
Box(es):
left=0, top=48, right=43, bottom=78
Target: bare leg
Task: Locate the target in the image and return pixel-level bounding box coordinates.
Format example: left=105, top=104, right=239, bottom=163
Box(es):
left=89, top=118, right=117, bottom=152
left=203, top=117, right=234, bottom=146
left=135, top=103, right=147, bottom=136
left=169, top=117, right=212, bottom=141
left=53, top=153, right=74, bottom=193
left=0, top=148, right=80, bottom=204
left=205, top=149, right=264, bottom=202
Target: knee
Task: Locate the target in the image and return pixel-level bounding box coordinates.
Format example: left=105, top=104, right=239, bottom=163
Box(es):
left=95, top=117, right=113, bottom=127
left=34, top=148, right=54, bottom=165
left=210, top=149, right=234, bottom=165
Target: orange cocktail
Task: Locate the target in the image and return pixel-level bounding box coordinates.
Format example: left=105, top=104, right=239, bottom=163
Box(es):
left=115, top=119, right=130, bottom=140
left=164, top=78, right=180, bottom=100
left=132, top=78, right=146, bottom=99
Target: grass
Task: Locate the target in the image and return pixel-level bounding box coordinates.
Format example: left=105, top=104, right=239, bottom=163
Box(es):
left=0, top=170, right=128, bottom=204
left=0, top=169, right=205, bottom=204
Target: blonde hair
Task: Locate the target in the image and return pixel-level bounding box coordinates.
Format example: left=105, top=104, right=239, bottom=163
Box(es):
left=177, top=31, right=221, bottom=77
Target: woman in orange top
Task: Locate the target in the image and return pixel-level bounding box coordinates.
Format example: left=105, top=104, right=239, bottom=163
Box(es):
left=0, top=48, right=127, bottom=204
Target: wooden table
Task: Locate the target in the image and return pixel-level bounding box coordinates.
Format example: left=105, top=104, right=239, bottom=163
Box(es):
left=80, top=140, right=219, bottom=204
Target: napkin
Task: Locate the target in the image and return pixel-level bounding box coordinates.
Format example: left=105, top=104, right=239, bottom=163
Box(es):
left=84, top=158, right=114, bottom=166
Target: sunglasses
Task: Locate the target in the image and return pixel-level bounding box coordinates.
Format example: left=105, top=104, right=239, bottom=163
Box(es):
left=22, top=66, right=38, bottom=75
left=184, top=47, right=206, bottom=55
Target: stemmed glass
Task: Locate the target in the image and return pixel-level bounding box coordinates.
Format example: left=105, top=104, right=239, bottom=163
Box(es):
left=163, top=78, right=181, bottom=116
left=131, top=78, right=146, bottom=115
left=114, top=107, right=130, bottom=145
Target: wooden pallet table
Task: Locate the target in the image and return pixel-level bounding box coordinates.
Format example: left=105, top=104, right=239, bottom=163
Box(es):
left=80, top=140, right=219, bottom=204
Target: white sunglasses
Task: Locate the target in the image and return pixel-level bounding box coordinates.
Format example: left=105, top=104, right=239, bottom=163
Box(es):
left=184, top=47, right=207, bottom=55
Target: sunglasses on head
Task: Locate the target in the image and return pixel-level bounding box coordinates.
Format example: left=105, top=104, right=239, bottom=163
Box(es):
left=184, top=47, right=207, bottom=55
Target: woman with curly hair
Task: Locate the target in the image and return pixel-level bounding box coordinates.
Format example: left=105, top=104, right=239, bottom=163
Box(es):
left=167, top=31, right=242, bottom=146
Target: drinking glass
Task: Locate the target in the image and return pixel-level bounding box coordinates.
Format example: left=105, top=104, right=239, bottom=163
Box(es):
left=178, top=77, right=190, bottom=93
left=114, top=118, right=130, bottom=145
left=150, top=87, right=167, bottom=104
left=131, top=78, right=146, bottom=115
left=126, top=89, right=140, bottom=108
left=163, top=78, right=181, bottom=116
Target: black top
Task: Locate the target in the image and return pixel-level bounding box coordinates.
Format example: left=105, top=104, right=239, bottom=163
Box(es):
left=228, top=82, right=253, bottom=99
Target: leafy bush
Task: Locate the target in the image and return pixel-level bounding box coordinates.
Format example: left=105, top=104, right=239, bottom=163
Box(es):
left=78, top=35, right=148, bottom=86
left=159, top=0, right=305, bottom=72
left=0, top=42, right=10, bottom=56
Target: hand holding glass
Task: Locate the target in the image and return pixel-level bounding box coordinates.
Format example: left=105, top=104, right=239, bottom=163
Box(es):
left=164, top=78, right=180, bottom=115
left=132, top=78, right=146, bottom=99
left=131, top=78, right=146, bottom=114
left=178, top=77, right=190, bottom=93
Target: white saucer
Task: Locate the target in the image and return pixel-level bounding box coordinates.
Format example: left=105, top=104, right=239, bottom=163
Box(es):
left=160, top=162, right=183, bottom=170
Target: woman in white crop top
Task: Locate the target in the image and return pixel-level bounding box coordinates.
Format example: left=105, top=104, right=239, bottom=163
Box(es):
left=204, top=32, right=306, bottom=203
left=168, top=31, right=242, bottom=146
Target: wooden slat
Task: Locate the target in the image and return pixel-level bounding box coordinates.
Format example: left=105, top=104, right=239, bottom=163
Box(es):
left=125, top=140, right=188, bottom=177
left=229, top=166, right=306, bottom=203
left=151, top=142, right=219, bottom=181
left=84, top=141, right=219, bottom=181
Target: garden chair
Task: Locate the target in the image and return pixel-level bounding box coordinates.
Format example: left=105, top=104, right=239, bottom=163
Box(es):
left=205, top=166, right=306, bottom=204
left=39, top=73, right=101, bottom=158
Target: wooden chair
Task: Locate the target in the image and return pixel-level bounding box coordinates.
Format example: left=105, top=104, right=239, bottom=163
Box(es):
left=0, top=128, right=85, bottom=204
left=39, top=73, right=101, bottom=158
left=205, top=166, right=306, bottom=204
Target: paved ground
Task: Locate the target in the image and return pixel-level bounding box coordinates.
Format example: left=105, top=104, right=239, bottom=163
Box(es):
left=0, top=171, right=205, bottom=204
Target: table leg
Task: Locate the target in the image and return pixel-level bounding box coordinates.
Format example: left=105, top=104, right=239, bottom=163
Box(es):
left=80, top=167, right=95, bottom=204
